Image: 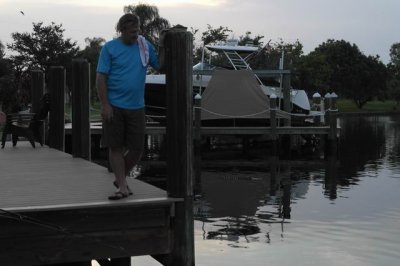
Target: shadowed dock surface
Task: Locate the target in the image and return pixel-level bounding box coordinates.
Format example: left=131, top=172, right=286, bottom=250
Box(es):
left=0, top=142, right=180, bottom=265
left=0, top=142, right=172, bottom=211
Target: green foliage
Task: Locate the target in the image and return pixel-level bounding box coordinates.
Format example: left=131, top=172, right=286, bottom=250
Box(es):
left=6, top=22, right=78, bottom=108
left=123, top=3, right=170, bottom=46
left=238, top=31, right=264, bottom=47
left=0, top=41, right=4, bottom=58
left=297, top=39, right=387, bottom=108
left=201, top=25, right=232, bottom=45
left=249, top=39, right=303, bottom=70
left=387, top=43, right=400, bottom=104
left=338, top=98, right=398, bottom=112
left=7, top=22, right=78, bottom=75
left=390, top=43, right=400, bottom=66
left=0, top=40, right=16, bottom=112
left=77, top=37, right=105, bottom=101
left=297, top=52, right=332, bottom=94
left=193, top=25, right=233, bottom=66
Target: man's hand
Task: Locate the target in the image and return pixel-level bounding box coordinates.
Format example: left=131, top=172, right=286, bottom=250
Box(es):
left=101, top=103, right=113, bottom=122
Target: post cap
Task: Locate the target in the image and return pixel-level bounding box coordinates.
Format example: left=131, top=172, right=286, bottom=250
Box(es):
left=330, top=92, right=338, bottom=98
left=270, top=93, right=277, bottom=99
left=194, top=93, right=202, bottom=100
left=313, top=92, right=321, bottom=98
left=324, top=92, right=332, bottom=98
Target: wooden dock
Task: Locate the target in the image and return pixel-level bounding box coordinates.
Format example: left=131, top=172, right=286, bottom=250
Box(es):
left=66, top=123, right=333, bottom=136
left=0, top=26, right=196, bottom=266
left=0, top=143, right=180, bottom=265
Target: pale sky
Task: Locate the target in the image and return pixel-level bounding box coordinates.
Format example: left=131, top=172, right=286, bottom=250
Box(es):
left=0, top=0, right=399, bottom=63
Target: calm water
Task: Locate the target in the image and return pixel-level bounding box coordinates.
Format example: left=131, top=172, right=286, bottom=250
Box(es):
left=190, top=115, right=400, bottom=266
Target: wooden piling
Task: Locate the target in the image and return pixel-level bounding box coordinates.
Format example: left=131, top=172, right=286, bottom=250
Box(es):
left=323, top=93, right=331, bottom=126
left=31, top=70, right=45, bottom=115
left=48, top=66, right=65, bottom=151
left=71, top=59, right=91, bottom=160
left=164, top=26, right=195, bottom=266
left=281, top=74, right=292, bottom=158
left=324, top=93, right=338, bottom=158
left=312, top=92, right=321, bottom=125
left=194, top=94, right=202, bottom=192
left=31, top=70, right=45, bottom=144
left=282, top=73, right=291, bottom=127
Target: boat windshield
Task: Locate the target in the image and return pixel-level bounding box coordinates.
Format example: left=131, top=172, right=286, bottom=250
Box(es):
left=193, top=62, right=217, bottom=71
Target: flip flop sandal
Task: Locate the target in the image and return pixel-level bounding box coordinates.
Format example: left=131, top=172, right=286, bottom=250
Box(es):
left=108, top=191, right=129, bottom=200
left=113, top=181, right=133, bottom=195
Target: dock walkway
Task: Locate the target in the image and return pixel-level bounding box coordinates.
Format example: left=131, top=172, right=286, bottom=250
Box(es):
left=0, top=142, right=179, bottom=265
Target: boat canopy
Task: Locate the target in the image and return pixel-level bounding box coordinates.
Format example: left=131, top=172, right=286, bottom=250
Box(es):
left=201, top=70, right=275, bottom=120
left=205, top=44, right=258, bottom=53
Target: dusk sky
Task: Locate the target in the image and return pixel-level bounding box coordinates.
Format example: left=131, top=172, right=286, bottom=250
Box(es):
left=0, top=0, right=399, bottom=63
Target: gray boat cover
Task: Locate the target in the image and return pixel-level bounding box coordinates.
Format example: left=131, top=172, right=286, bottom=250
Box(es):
left=201, top=70, right=271, bottom=120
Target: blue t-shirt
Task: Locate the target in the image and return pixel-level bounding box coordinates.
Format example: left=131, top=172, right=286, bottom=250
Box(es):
left=97, top=38, right=159, bottom=109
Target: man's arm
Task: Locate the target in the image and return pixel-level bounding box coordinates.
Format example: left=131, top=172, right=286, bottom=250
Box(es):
left=96, top=73, right=113, bottom=121
left=148, top=42, right=160, bottom=71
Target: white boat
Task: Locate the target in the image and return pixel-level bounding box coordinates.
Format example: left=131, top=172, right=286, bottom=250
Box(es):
left=145, top=39, right=311, bottom=123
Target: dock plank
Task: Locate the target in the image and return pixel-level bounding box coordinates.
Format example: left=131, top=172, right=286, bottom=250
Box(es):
left=0, top=142, right=177, bottom=212
left=0, top=142, right=178, bottom=264
left=65, top=123, right=334, bottom=136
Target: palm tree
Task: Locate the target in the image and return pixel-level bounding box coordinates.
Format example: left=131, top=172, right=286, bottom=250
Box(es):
left=123, top=3, right=170, bottom=46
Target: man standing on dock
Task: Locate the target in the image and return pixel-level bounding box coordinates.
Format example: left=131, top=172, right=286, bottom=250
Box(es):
left=96, top=13, right=159, bottom=200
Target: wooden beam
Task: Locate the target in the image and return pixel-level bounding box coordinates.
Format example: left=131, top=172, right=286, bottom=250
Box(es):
left=30, top=70, right=45, bottom=116
left=165, top=26, right=195, bottom=266
left=71, top=59, right=91, bottom=160
left=48, top=66, right=65, bottom=151
left=30, top=70, right=46, bottom=145
left=282, top=74, right=291, bottom=126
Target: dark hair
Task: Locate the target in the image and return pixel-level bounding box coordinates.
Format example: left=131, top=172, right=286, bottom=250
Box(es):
left=116, top=13, right=140, bottom=33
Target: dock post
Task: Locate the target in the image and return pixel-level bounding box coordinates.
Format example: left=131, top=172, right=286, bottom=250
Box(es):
left=48, top=66, right=65, bottom=151
left=31, top=70, right=45, bottom=116
left=282, top=73, right=291, bottom=127
left=323, top=93, right=338, bottom=158
left=164, top=26, right=195, bottom=266
left=281, top=73, right=292, bottom=158
left=71, top=58, right=91, bottom=160
left=31, top=70, right=45, bottom=144
left=312, top=92, right=321, bottom=125
left=328, top=92, right=338, bottom=157
left=323, top=93, right=331, bottom=126
left=194, top=94, right=202, bottom=193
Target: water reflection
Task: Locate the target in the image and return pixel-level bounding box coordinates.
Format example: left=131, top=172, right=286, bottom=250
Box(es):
left=140, top=115, right=400, bottom=265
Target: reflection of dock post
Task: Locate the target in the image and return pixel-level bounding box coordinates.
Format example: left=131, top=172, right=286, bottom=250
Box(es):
left=48, top=66, right=65, bottom=151
left=281, top=176, right=292, bottom=219
left=325, top=152, right=338, bottom=199
left=269, top=94, right=280, bottom=197
left=194, top=94, right=202, bottom=193
left=281, top=73, right=292, bottom=158
left=270, top=93, right=278, bottom=156
left=31, top=70, right=45, bottom=145
left=164, top=26, right=195, bottom=266
left=269, top=153, right=280, bottom=197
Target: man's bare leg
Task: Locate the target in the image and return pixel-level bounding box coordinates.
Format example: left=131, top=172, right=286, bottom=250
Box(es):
left=109, top=147, right=129, bottom=194
left=124, top=149, right=143, bottom=177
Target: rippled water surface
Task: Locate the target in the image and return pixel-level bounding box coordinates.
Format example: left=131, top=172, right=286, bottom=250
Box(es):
left=191, top=115, right=400, bottom=266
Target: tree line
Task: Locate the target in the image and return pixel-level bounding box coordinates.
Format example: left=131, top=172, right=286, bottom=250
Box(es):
left=0, top=3, right=399, bottom=112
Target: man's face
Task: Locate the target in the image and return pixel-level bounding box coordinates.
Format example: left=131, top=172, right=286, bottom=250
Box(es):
left=121, top=23, right=140, bottom=44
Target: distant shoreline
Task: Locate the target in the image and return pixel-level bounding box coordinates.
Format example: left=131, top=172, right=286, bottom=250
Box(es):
left=337, top=110, right=400, bottom=117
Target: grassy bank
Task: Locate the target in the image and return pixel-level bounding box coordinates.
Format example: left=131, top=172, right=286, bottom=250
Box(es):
left=338, top=99, right=400, bottom=113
